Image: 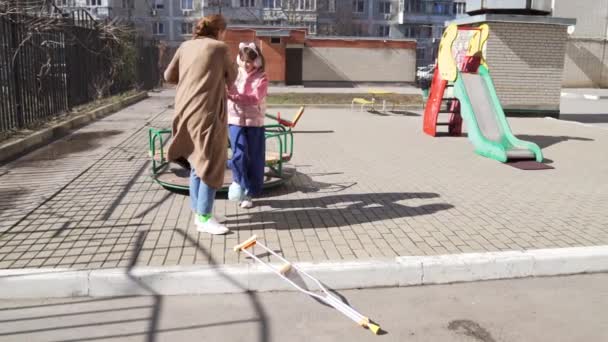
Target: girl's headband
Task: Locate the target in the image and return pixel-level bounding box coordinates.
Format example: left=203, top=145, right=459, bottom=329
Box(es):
left=239, top=42, right=258, bottom=54
left=237, top=42, right=262, bottom=69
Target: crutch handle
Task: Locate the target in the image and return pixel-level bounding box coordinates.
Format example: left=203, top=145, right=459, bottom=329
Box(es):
left=233, top=235, right=257, bottom=252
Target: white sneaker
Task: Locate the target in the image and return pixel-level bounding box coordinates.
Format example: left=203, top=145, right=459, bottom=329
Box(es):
left=194, top=215, right=226, bottom=225
left=228, top=182, right=244, bottom=202
left=240, top=197, right=254, bottom=209
left=196, top=217, right=230, bottom=235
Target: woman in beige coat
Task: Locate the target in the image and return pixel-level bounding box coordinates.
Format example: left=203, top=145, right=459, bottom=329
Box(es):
left=164, top=14, right=237, bottom=235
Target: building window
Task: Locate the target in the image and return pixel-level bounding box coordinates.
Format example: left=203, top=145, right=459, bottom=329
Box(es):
left=353, top=23, right=366, bottom=36
left=433, top=25, right=443, bottom=39
left=378, top=25, right=390, bottom=37
left=153, top=22, right=165, bottom=35
left=431, top=2, right=451, bottom=15
left=240, top=0, right=255, bottom=7
left=326, top=0, right=335, bottom=12
left=307, top=23, right=317, bottom=34
left=403, top=25, right=435, bottom=39
left=181, top=22, right=193, bottom=35
left=379, top=1, right=391, bottom=14
left=181, top=0, right=193, bottom=10
left=421, top=26, right=432, bottom=38
left=406, top=0, right=422, bottom=13
left=416, top=47, right=425, bottom=62
left=353, top=0, right=365, bottom=13
left=271, top=37, right=281, bottom=44
left=264, top=20, right=282, bottom=26
left=87, top=0, right=103, bottom=6
left=263, top=0, right=281, bottom=8
left=453, top=2, right=466, bottom=15
left=318, top=23, right=332, bottom=35
left=296, top=0, right=315, bottom=11
left=153, top=0, right=164, bottom=10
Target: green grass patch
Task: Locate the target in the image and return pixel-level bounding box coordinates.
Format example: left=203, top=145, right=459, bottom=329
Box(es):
left=266, top=93, right=423, bottom=106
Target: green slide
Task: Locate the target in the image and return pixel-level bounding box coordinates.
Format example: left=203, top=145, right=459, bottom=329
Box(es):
left=453, top=65, right=543, bottom=163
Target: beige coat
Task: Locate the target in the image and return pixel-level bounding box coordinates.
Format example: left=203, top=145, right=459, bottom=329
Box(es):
left=164, top=37, right=237, bottom=189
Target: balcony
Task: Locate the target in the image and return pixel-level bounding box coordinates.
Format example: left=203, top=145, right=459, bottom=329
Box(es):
left=398, top=12, right=452, bottom=25
left=86, top=6, right=112, bottom=19
left=262, top=8, right=317, bottom=22
left=397, top=0, right=454, bottom=25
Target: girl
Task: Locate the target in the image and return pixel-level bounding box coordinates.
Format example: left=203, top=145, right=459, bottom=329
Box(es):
left=164, top=14, right=237, bottom=235
left=227, top=42, right=269, bottom=209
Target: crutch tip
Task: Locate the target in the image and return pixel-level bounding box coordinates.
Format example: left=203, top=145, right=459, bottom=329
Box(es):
left=368, top=323, right=381, bottom=335
left=279, top=263, right=292, bottom=275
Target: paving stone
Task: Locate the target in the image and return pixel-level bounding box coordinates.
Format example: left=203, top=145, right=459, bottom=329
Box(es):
left=0, top=94, right=607, bottom=270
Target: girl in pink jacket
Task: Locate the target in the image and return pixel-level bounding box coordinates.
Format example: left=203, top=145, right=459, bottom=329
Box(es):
left=227, top=42, right=269, bottom=208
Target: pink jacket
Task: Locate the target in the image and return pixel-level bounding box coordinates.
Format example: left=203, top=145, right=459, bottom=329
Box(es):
left=227, top=68, right=268, bottom=127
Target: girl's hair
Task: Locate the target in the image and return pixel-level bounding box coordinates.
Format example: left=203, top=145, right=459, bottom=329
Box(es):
left=239, top=44, right=265, bottom=72
left=193, top=14, right=227, bottom=39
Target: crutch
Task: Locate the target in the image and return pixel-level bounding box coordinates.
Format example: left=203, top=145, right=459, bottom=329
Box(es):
left=234, top=235, right=381, bottom=335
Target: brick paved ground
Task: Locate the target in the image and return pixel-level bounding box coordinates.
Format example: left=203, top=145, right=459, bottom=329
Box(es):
left=1, top=91, right=607, bottom=269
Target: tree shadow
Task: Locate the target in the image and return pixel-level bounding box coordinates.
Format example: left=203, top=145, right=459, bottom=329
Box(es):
left=173, top=229, right=270, bottom=342
left=564, top=42, right=605, bottom=86
left=516, top=135, right=594, bottom=149
left=389, top=110, right=421, bottom=116
left=259, top=171, right=358, bottom=198
left=227, top=192, right=453, bottom=230
left=19, top=130, right=123, bottom=162
left=365, top=109, right=422, bottom=117
left=0, top=255, right=261, bottom=342
left=0, top=187, right=30, bottom=216
left=366, top=109, right=391, bottom=116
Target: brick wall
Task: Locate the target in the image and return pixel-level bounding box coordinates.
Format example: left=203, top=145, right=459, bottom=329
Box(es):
left=225, top=29, right=306, bottom=83
left=553, top=0, right=608, bottom=88
left=162, top=28, right=416, bottom=84
left=562, top=40, right=608, bottom=88
left=485, top=22, right=568, bottom=113
left=301, top=38, right=416, bottom=83
left=258, top=38, right=286, bottom=82
left=224, top=30, right=257, bottom=60
left=303, top=47, right=416, bottom=83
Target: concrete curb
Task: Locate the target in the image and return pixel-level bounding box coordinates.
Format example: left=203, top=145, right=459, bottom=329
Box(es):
left=545, top=117, right=608, bottom=131
left=561, top=92, right=608, bottom=100
left=0, top=91, right=148, bottom=163
left=1, top=246, right=607, bottom=298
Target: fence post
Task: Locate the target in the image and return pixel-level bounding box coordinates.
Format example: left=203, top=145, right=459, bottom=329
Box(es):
left=9, top=15, right=24, bottom=128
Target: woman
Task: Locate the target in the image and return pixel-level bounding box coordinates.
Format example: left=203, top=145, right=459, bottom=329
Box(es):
left=164, top=14, right=237, bottom=235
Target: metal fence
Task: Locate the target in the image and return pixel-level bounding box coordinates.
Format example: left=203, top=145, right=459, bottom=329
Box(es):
left=0, top=12, right=160, bottom=134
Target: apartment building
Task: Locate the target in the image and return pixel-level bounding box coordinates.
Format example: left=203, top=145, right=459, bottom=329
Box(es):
left=54, top=0, right=464, bottom=64
left=55, top=0, right=131, bottom=20
left=553, top=0, right=608, bottom=87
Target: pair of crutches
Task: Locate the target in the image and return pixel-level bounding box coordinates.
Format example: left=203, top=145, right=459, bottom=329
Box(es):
left=234, top=235, right=381, bottom=335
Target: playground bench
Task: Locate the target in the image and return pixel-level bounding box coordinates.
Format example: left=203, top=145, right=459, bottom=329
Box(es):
left=351, top=97, right=375, bottom=111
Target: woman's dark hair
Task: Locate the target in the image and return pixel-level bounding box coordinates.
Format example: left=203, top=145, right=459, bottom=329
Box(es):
left=239, top=44, right=265, bottom=72
left=193, top=14, right=227, bottom=39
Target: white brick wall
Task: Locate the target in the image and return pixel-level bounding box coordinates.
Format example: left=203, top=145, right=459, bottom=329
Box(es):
left=303, top=47, right=416, bottom=83
left=485, top=22, right=568, bottom=112
left=562, top=40, right=608, bottom=88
